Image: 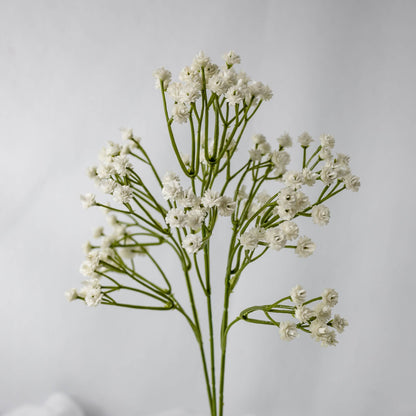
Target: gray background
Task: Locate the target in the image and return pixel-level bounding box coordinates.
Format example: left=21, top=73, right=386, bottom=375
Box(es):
left=1, top=0, right=415, bottom=415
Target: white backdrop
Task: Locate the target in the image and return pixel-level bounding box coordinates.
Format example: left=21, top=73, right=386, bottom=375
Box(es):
left=1, top=1, right=416, bottom=415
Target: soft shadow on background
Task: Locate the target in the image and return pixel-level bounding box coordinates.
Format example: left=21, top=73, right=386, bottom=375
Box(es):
left=1, top=0, right=415, bottom=415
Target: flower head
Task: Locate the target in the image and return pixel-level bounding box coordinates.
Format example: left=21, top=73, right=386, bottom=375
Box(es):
left=182, top=233, right=203, bottom=254
left=153, top=67, right=172, bottom=90
left=311, top=204, right=330, bottom=226
left=279, top=321, right=298, bottom=341
left=80, top=193, right=96, bottom=209
left=298, top=132, right=313, bottom=147
left=290, top=285, right=306, bottom=305
left=223, top=50, right=241, bottom=66
left=113, top=185, right=133, bottom=204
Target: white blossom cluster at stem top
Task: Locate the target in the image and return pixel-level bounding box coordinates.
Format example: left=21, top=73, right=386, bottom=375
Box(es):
left=153, top=50, right=272, bottom=124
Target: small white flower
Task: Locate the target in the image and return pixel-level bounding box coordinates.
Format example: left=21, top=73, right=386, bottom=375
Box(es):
left=99, top=178, right=117, bottom=194
left=162, top=172, right=180, bottom=185
left=172, top=103, right=190, bottom=124
left=310, top=321, right=337, bottom=346
left=283, top=171, right=303, bottom=190
left=277, top=187, right=297, bottom=207
left=192, top=51, right=211, bottom=71
left=176, top=187, right=200, bottom=208
left=311, top=204, right=331, bottom=226
left=270, top=150, right=290, bottom=170
left=180, top=83, right=201, bottom=104
left=302, top=168, right=318, bottom=186
left=100, top=141, right=121, bottom=160
left=79, top=260, right=97, bottom=278
left=320, top=134, right=335, bottom=149
left=179, top=66, right=200, bottom=84
left=274, top=205, right=296, bottom=221
left=113, top=184, right=133, bottom=204
left=310, top=319, right=329, bottom=340
left=97, top=164, right=115, bottom=179
left=264, top=227, right=287, bottom=251
left=319, top=146, right=333, bottom=160
left=295, top=191, right=310, bottom=212
left=167, top=82, right=182, bottom=102
left=239, top=227, right=263, bottom=251
left=106, top=214, right=118, bottom=227
left=251, top=134, right=266, bottom=144
left=186, top=208, right=206, bottom=230
left=162, top=172, right=182, bottom=201
left=225, top=85, right=243, bottom=106
left=298, top=132, right=313, bottom=147
left=120, top=128, right=133, bottom=141
left=280, top=221, right=299, bottom=241
left=333, top=161, right=351, bottom=179
left=336, top=153, right=350, bottom=166
left=82, top=241, right=93, bottom=254
left=208, top=75, right=228, bottom=95
left=319, top=330, right=338, bottom=347
left=84, top=286, right=103, bottom=307
left=113, top=155, right=132, bottom=176
left=65, top=288, right=78, bottom=302
left=320, top=165, right=337, bottom=185
left=314, top=302, right=332, bottom=321
left=216, top=196, right=236, bottom=216
left=87, top=166, right=98, bottom=179
left=277, top=133, right=292, bottom=148
left=93, top=226, right=104, bottom=239
left=321, top=288, right=339, bottom=307
left=153, top=67, right=172, bottom=90
left=165, top=208, right=187, bottom=228
left=290, top=284, right=306, bottom=305
left=258, top=141, right=271, bottom=154
left=180, top=153, right=191, bottom=166
left=101, top=234, right=115, bottom=248
left=249, top=148, right=262, bottom=161
left=295, top=236, right=315, bottom=257
left=249, top=81, right=273, bottom=101
left=223, top=50, right=241, bottom=66
left=182, top=233, right=203, bottom=254
left=295, top=305, right=315, bottom=323
left=331, top=314, right=348, bottom=333
left=279, top=321, right=298, bottom=341
left=201, top=189, right=220, bottom=208
left=344, top=174, right=360, bottom=192
left=80, top=193, right=96, bottom=209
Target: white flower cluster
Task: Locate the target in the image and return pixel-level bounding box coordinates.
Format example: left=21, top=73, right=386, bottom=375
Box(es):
left=278, top=285, right=348, bottom=346
left=66, top=209, right=145, bottom=306
left=80, top=129, right=141, bottom=208
left=162, top=172, right=236, bottom=254
left=153, top=50, right=273, bottom=124
left=237, top=131, right=360, bottom=258
left=316, top=134, right=360, bottom=191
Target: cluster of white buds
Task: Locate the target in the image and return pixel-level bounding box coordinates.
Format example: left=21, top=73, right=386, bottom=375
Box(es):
left=162, top=172, right=236, bottom=254
left=153, top=50, right=273, bottom=125
left=80, top=129, right=142, bottom=208
left=236, top=131, right=360, bottom=258
left=278, top=285, right=348, bottom=346
left=66, top=205, right=148, bottom=306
